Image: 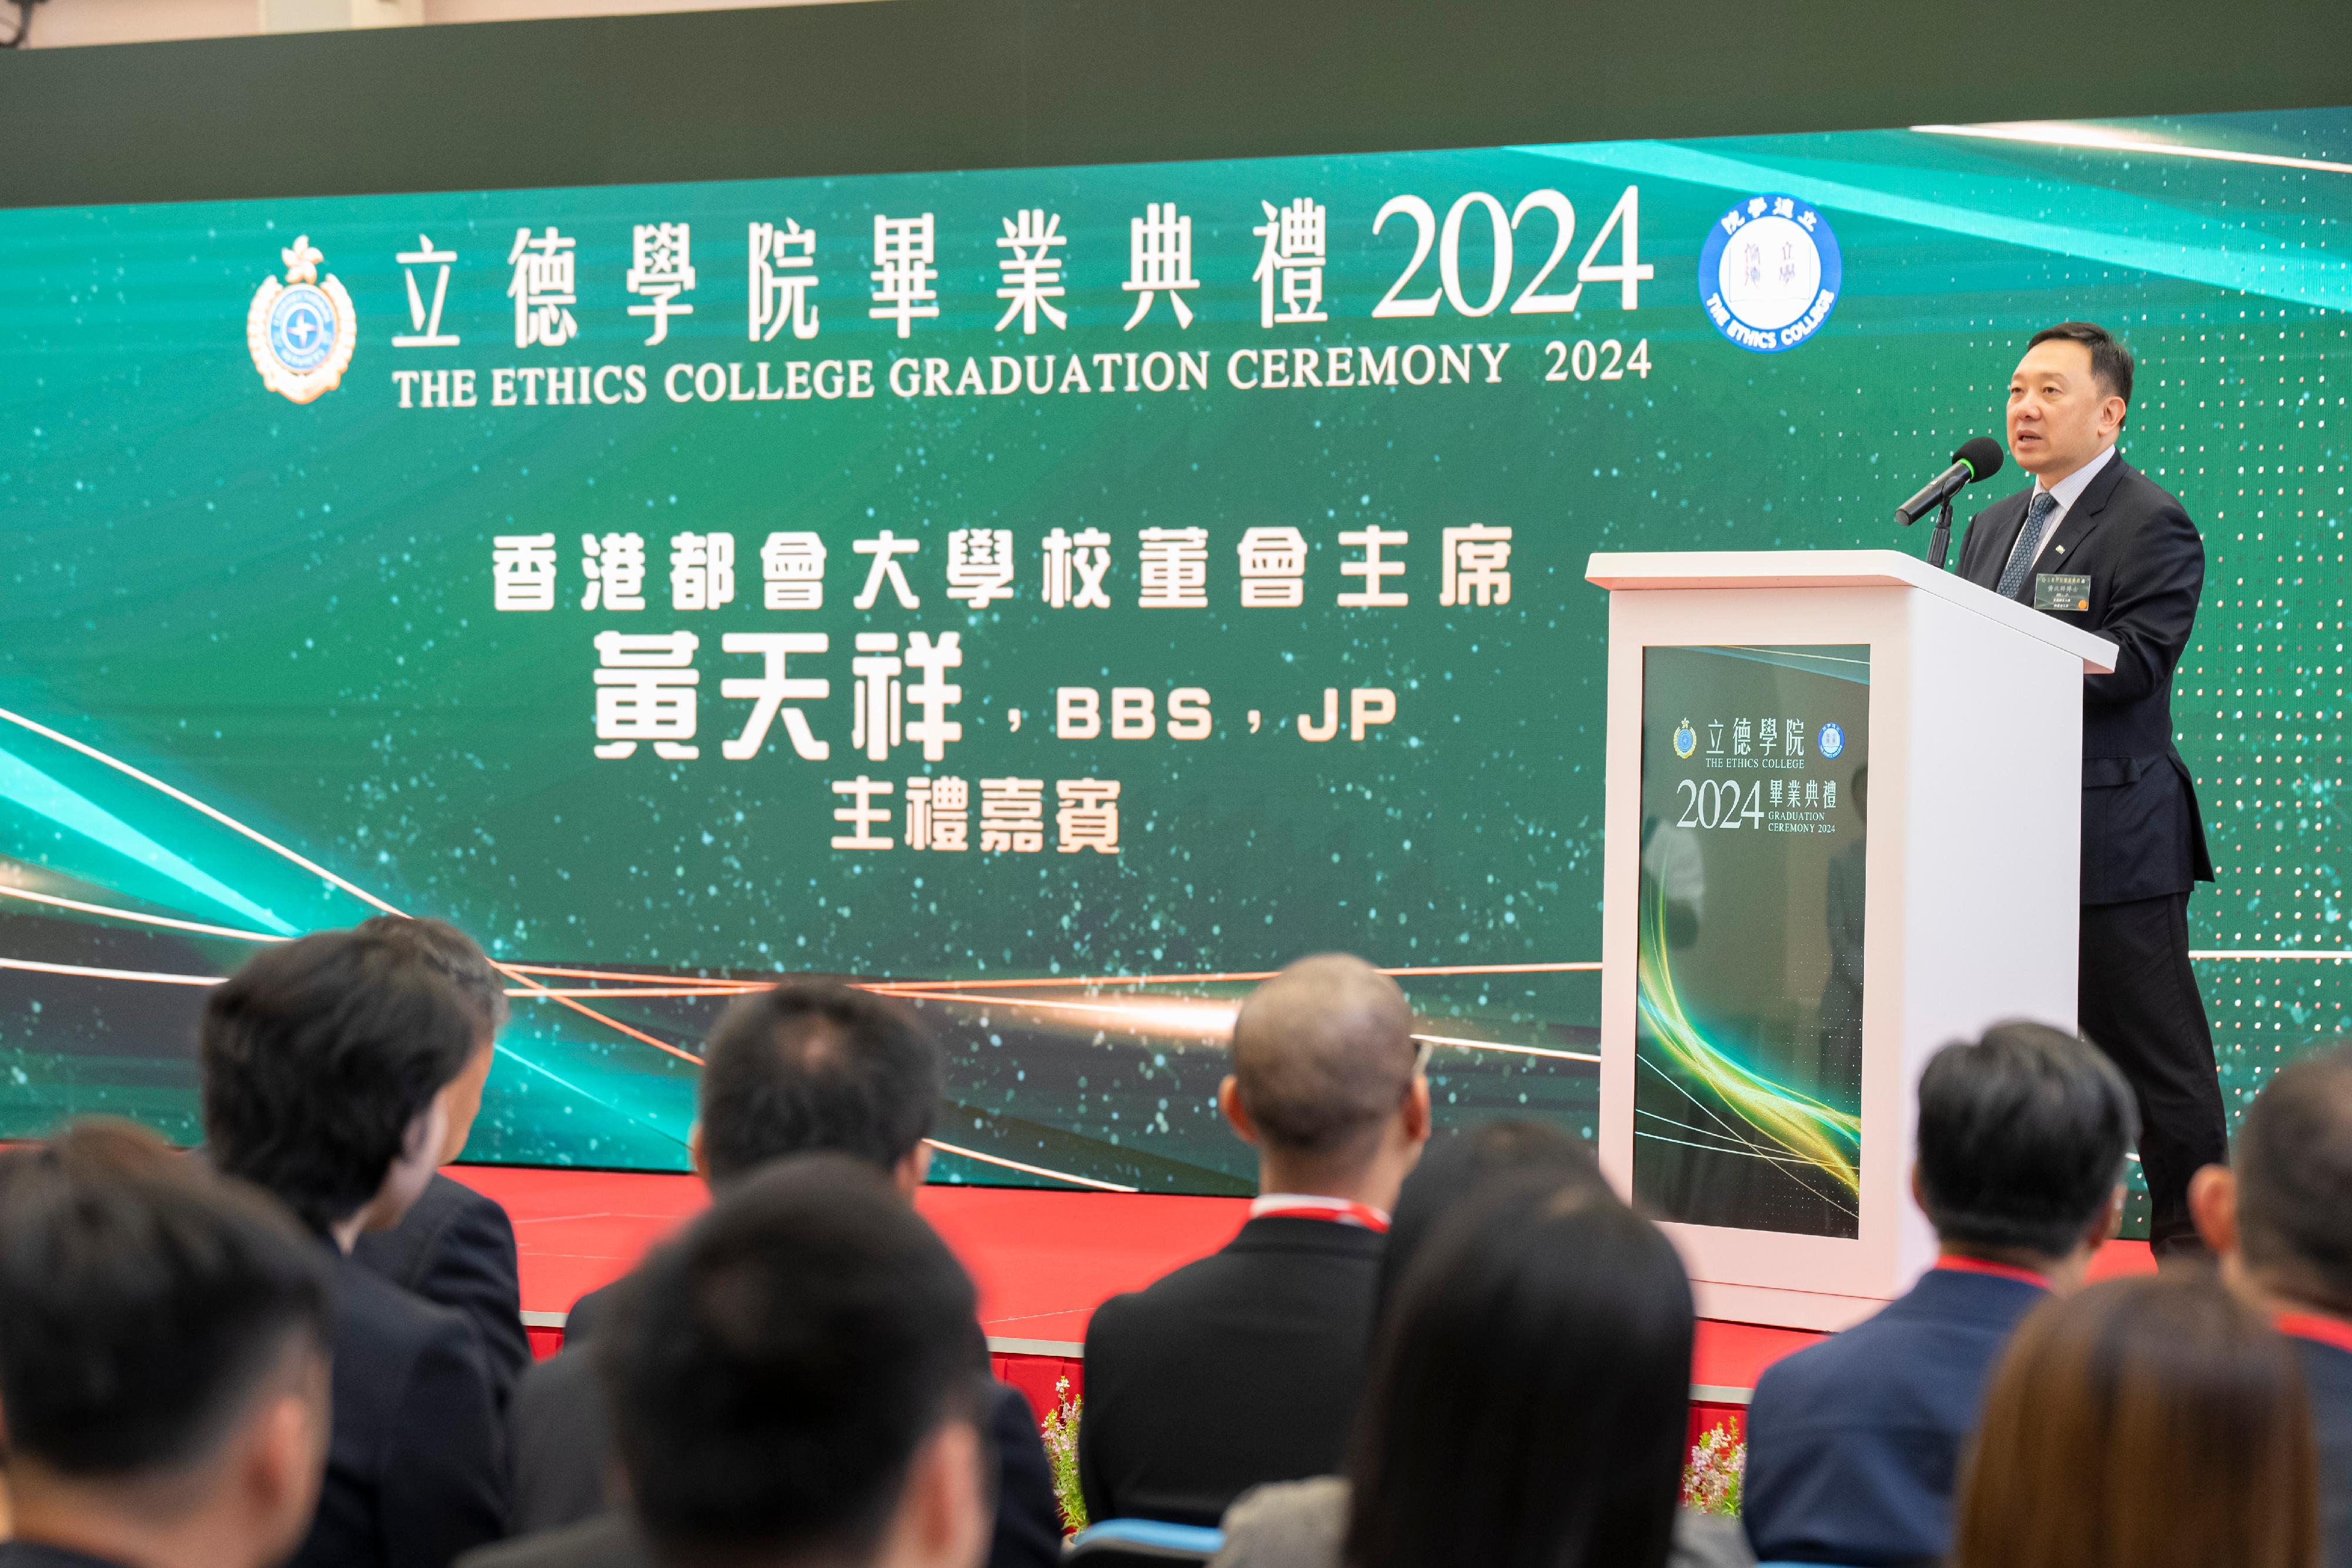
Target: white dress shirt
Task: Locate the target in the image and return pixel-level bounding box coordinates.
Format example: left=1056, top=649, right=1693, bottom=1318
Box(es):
left=2007, top=443, right=2117, bottom=578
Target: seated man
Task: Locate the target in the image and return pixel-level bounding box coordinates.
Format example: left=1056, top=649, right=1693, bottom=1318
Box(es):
left=466, top=1157, right=993, bottom=1568
left=2192, top=1038, right=2352, bottom=1568
left=352, top=915, right=533, bottom=1412
left=500, top=982, right=1058, bottom=1568
left=203, top=928, right=509, bottom=1568
left=0, top=1121, right=333, bottom=1568
left=1080, top=953, right=1431, bottom=1526
left=1742, top=1021, right=2136, bottom=1567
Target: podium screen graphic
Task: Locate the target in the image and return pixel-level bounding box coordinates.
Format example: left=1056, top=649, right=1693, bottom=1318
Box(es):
left=1, top=106, right=2343, bottom=1204
left=1635, top=646, right=1869, bottom=1238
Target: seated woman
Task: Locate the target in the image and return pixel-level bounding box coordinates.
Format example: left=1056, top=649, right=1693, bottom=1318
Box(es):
left=1950, top=1272, right=2316, bottom=1568
left=1214, top=1120, right=1719, bottom=1568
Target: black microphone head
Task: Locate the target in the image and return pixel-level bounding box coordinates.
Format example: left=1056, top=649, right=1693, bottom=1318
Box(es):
left=1952, top=437, right=2004, bottom=484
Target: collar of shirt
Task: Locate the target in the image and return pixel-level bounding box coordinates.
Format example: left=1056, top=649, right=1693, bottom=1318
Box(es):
left=1933, top=1252, right=2051, bottom=1289
left=2276, top=1309, right=2352, bottom=1358
left=1248, top=1193, right=1393, bottom=1233
left=2029, top=442, right=2119, bottom=534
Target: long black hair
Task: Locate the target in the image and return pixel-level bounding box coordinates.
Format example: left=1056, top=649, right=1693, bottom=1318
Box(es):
left=1345, top=1181, right=1693, bottom=1568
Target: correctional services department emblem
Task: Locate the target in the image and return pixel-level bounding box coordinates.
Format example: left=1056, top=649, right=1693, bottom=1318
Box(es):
left=1672, top=718, right=1698, bottom=760
left=1698, top=195, right=1842, bottom=355
left=247, top=235, right=356, bottom=404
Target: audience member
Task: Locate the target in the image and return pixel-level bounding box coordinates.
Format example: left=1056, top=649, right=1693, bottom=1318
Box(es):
left=0, top=1121, right=333, bottom=1568
left=2193, top=1038, right=2352, bottom=1567
left=463, top=1158, right=992, bottom=1568
left=1742, top=1021, right=2136, bottom=1566
left=1951, top=1273, right=2315, bottom=1568
left=496, top=981, right=1058, bottom=1568
left=1217, top=1120, right=1744, bottom=1568
left=1080, top=954, right=1431, bottom=1526
left=202, top=928, right=508, bottom=1568
left=350, top=914, right=533, bottom=1412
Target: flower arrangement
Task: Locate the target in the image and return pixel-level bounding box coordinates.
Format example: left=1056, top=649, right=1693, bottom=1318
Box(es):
left=1682, top=1426, right=1746, bottom=1516
left=1040, top=1376, right=1088, bottom=1535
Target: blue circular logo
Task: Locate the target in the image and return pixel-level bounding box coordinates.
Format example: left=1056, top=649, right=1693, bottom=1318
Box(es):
left=1698, top=195, right=1842, bottom=354
left=1672, top=720, right=1698, bottom=760
left=268, top=283, right=339, bottom=373
left=1819, top=721, right=1846, bottom=760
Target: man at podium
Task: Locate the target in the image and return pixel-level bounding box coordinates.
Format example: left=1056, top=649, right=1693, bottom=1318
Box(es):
left=1955, top=321, right=2224, bottom=1259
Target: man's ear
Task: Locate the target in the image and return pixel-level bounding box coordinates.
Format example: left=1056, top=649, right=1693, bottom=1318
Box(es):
left=1218, top=1075, right=1259, bottom=1147
left=891, top=1419, right=989, bottom=1568
left=893, top=1142, right=933, bottom=1199
left=403, top=1096, right=449, bottom=1171
left=687, top=1121, right=707, bottom=1183
left=2189, top=1164, right=2239, bottom=1259
left=1400, top=1075, right=1432, bottom=1146
left=246, top=1350, right=332, bottom=1561
left=2087, top=1183, right=2124, bottom=1247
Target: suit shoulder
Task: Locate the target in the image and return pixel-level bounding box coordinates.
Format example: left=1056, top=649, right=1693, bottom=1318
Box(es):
left=2110, top=460, right=2195, bottom=527
left=456, top=1514, right=646, bottom=1568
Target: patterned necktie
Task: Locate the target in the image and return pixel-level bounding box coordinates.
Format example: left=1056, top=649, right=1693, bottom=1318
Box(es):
left=1996, top=490, right=2060, bottom=600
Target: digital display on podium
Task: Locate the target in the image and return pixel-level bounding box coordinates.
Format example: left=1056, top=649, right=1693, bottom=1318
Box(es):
left=1635, top=645, right=1869, bottom=1238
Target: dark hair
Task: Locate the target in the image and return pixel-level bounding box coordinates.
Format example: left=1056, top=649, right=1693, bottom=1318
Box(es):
left=697, top=982, right=942, bottom=1185
left=596, top=1154, right=984, bottom=1562
left=2236, top=1039, right=2352, bottom=1312
left=201, top=928, right=479, bottom=1232
left=355, top=914, right=510, bottom=1036
left=0, top=1120, right=330, bottom=1479
left=1915, top=1022, right=2137, bottom=1257
left=2029, top=321, right=2134, bottom=407
left=1953, top=1275, right=2316, bottom=1568
left=1374, top=1119, right=1609, bottom=1330
left=1346, top=1184, right=1693, bottom=1568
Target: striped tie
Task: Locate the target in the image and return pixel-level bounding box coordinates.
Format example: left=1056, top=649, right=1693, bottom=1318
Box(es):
left=1996, top=491, right=2059, bottom=601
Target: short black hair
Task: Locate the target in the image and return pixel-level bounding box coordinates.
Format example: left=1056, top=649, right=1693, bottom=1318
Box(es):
left=697, top=982, right=942, bottom=1185
left=596, top=1155, right=984, bottom=1563
left=1375, top=1119, right=1609, bottom=1330
left=2029, top=321, right=2134, bottom=407
left=0, top=1120, right=330, bottom=1479
left=2236, top=1040, right=2352, bottom=1311
left=1348, top=1183, right=1692, bottom=1568
left=355, top=914, right=510, bottom=1036
left=202, top=928, right=479, bottom=1232
left=1916, top=1022, right=2138, bottom=1257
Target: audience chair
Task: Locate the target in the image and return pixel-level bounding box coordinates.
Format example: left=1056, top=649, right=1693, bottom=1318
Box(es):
left=1063, top=1518, right=1225, bottom=1564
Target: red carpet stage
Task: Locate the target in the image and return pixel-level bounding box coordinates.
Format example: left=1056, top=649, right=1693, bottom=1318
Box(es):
left=455, top=1166, right=2157, bottom=1443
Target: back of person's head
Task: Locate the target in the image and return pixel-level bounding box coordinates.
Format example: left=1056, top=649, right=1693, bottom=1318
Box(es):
left=1915, top=1021, right=2137, bottom=1258
left=1952, top=1274, right=2315, bottom=1568
left=1229, top=954, right=1418, bottom=1166
left=201, top=927, right=479, bottom=1232
left=1374, top=1119, right=1608, bottom=1328
left=2233, top=1040, right=2352, bottom=1313
left=0, top=1121, right=331, bottom=1560
left=1346, top=1182, right=1693, bottom=1568
left=697, top=981, right=943, bottom=1186
left=596, top=1154, right=988, bottom=1568
left=353, top=914, right=510, bottom=1037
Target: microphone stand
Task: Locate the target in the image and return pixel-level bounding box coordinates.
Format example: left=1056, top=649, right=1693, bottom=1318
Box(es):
left=1926, top=494, right=1955, bottom=571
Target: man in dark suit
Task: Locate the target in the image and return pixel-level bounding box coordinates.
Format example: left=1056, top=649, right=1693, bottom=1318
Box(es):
left=352, top=916, right=533, bottom=1413
left=0, top=1121, right=335, bottom=1568
left=500, top=982, right=1060, bottom=1568
left=464, top=1160, right=994, bottom=1568
left=2193, top=1039, right=2352, bottom=1568
left=202, top=929, right=509, bottom=1568
left=1955, top=320, right=2225, bottom=1257
left=1078, top=954, right=1431, bottom=1527
left=1743, top=1023, right=2136, bottom=1566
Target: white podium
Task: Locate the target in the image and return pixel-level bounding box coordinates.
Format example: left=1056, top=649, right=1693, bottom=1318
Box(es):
left=1585, top=551, right=2119, bottom=1330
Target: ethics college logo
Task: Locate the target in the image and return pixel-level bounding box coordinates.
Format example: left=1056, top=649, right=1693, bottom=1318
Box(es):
left=1698, top=195, right=1841, bottom=355
left=248, top=235, right=356, bottom=404
left=1818, top=721, right=1846, bottom=760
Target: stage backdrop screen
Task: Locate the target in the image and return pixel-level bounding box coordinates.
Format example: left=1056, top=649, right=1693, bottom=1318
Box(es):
left=2, top=109, right=2343, bottom=1212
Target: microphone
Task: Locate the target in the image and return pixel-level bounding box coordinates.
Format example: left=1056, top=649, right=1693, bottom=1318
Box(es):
left=1895, top=437, right=2006, bottom=526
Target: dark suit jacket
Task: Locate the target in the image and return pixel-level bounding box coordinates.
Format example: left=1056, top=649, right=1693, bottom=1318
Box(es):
left=455, top=1513, right=646, bottom=1568
left=510, top=1281, right=1061, bottom=1568
left=355, top=1171, right=532, bottom=1413
left=1078, top=1215, right=1384, bottom=1527
left=290, top=1248, right=509, bottom=1568
left=2289, top=1330, right=2352, bottom=1568
left=1742, top=1268, right=2044, bottom=1567
left=0, top=1544, right=140, bottom=1568
left=1956, top=453, right=2214, bottom=904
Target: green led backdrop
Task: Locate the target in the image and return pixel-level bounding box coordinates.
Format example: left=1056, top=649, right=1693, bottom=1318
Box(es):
left=1, top=109, right=2344, bottom=1221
